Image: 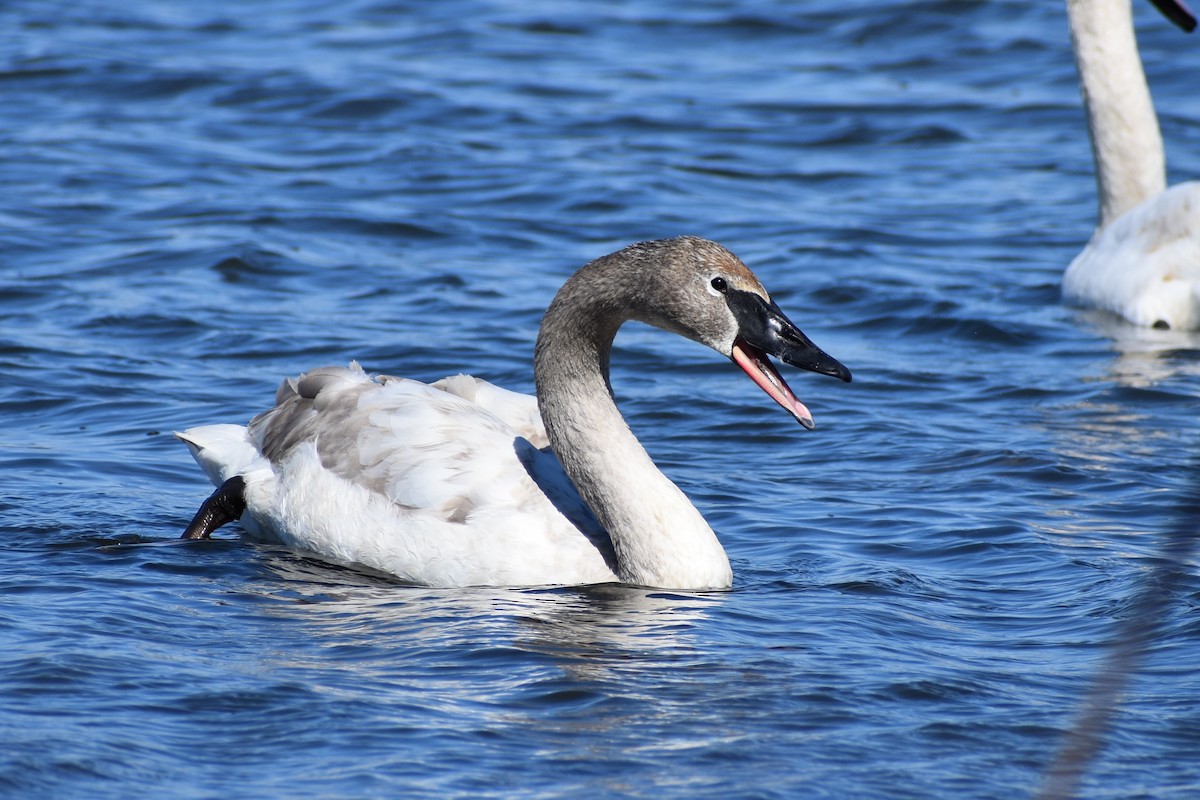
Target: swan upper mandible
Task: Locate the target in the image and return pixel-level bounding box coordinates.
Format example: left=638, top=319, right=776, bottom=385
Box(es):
left=177, top=236, right=851, bottom=590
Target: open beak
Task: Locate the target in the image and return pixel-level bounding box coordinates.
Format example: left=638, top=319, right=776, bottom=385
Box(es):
left=725, top=290, right=851, bottom=430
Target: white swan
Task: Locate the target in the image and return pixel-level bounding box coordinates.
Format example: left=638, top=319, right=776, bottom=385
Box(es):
left=1062, top=0, right=1200, bottom=329
left=177, top=237, right=851, bottom=590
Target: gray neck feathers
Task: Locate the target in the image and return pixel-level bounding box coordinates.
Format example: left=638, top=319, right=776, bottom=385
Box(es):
left=533, top=242, right=732, bottom=589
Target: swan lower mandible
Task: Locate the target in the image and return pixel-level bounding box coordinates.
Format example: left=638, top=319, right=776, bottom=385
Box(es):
left=178, top=236, right=851, bottom=590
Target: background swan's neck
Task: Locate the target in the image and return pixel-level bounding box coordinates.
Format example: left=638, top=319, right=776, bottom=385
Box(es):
left=534, top=261, right=732, bottom=590
left=1068, top=0, right=1167, bottom=229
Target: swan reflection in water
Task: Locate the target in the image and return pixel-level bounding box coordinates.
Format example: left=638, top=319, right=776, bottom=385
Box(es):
left=1078, top=310, right=1200, bottom=388
left=251, top=544, right=721, bottom=664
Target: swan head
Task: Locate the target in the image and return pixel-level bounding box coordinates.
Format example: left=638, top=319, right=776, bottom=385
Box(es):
left=613, top=236, right=853, bottom=430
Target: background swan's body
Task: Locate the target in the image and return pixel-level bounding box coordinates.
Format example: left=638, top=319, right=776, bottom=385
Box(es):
left=1064, top=182, right=1200, bottom=328
left=178, top=237, right=851, bottom=590
left=1062, top=0, right=1200, bottom=329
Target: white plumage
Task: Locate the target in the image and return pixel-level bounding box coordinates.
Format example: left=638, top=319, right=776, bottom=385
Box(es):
left=178, top=237, right=851, bottom=590
left=180, top=366, right=618, bottom=588
left=1062, top=0, right=1200, bottom=329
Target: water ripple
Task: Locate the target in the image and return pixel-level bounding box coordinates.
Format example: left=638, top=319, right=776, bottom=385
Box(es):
left=2, top=0, right=1199, bottom=798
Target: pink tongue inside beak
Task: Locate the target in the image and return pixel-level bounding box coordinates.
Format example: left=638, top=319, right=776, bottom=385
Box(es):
left=731, top=341, right=815, bottom=430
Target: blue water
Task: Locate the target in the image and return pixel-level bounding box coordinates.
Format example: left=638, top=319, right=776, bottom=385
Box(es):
left=2, top=0, right=1198, bottom=797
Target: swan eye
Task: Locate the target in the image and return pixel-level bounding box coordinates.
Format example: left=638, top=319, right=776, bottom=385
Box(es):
left=710, top=276, right=728, bottom=293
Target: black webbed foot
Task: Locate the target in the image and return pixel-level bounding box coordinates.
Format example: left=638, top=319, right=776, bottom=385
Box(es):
left=181, top=476, right=247, bottom=540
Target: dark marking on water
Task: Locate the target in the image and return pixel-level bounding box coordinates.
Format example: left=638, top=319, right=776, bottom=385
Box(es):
left=1038, top=450, right=1200, bottom=800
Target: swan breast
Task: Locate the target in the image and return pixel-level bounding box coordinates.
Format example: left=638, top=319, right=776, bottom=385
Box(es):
left=1064, top=182, right=1200, bottom=329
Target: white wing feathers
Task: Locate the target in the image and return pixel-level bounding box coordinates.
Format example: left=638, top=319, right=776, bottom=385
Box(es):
left=178, top=363, right=615, bottom=586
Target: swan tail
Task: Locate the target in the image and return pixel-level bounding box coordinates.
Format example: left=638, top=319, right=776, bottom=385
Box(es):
left=175, top=424, right=266, bottom=486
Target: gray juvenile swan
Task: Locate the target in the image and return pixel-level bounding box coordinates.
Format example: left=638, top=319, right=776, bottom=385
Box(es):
left=177, top=237, right=851, bottom=590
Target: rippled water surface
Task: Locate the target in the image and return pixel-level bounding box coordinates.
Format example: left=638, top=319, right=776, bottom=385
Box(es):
left=3, top=1, right=1199, bottom=798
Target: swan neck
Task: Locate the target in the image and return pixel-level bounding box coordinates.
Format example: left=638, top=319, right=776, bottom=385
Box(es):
left=1068, top=0, right=1166, bottom=229
left=533, top=261, right=732, bottom=589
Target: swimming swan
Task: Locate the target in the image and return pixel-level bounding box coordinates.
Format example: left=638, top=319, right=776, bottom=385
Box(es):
left=1062, top=0, right=1200, bottom=329
left=177, top=237, right=852, bottom=590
